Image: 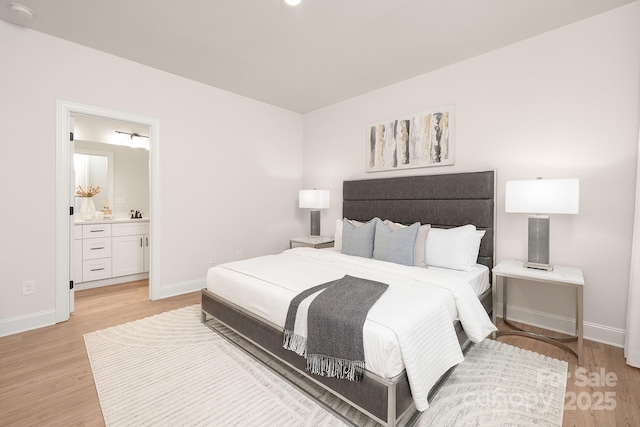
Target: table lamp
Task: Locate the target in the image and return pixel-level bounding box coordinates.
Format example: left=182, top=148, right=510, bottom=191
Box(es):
left=299, top=189, right=330, bottom=236
left=505, top=178, right=579, bottom=271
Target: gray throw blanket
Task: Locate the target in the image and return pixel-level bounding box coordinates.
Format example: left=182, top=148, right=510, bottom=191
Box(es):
left=282, top=275, right=389, bottom=381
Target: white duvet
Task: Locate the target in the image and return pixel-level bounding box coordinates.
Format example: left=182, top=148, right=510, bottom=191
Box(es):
left=206, top=247, right=496, bottom=411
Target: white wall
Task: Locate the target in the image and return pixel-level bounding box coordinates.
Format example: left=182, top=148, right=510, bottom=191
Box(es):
left=0, top=20, right=305, bottom=335
left=302, top=3, right=640, bottom=346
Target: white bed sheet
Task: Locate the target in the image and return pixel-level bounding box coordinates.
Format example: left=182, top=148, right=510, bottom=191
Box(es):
left=428, top=263, right=490, bottom=296
left=206, top=248, right=491, bottom=381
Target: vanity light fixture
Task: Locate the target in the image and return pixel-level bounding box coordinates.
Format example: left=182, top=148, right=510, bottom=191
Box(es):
left=115, top=130, right=149, bottom=139
left=114, top=130, right=150, bottom=150
left=9, top=2, right=34, bottom=19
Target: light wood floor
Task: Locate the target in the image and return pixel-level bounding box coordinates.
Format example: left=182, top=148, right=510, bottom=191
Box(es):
left=0, top=281, right=638, bottom=426
left=0, top=280, right=200, bottom=427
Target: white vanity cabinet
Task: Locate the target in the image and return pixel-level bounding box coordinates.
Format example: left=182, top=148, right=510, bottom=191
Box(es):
left=74, top=220, right=149, bottom=289
left=81, top=224, right=112, bottom=282
left=112, top=223, right=150, bottom=277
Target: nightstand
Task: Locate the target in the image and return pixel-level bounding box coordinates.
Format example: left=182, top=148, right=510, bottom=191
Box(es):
left=289, top=236, right=334, bottom=249
left=492, top=259, right=584, bottom=365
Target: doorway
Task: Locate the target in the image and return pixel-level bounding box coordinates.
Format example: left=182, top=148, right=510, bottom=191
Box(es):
left=73, top=116, right=150, bottom=296
left=55, top=100, right=161, bottom=323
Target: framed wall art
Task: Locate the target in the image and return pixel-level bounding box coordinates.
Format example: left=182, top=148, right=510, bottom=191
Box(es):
left=366, top=105, right=455, bottom=172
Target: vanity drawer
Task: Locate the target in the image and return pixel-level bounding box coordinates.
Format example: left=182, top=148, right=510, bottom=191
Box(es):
left=83, top=238, right=112, bottom=260
left=112, top=222, right=150, bottom=237
left=82, top=258, right=112, bottom=281
left=83, top=224, right=112, bottom=238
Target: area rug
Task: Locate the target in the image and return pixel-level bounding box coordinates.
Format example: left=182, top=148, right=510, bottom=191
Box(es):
left=417, top=339, right=568, bottom=427
left=84, top=305, right=344, bottom=426
left=84, top=305, right=567, bottom=427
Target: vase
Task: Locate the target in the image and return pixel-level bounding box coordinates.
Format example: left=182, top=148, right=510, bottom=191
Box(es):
left=81, top=197, right=96, bottom=221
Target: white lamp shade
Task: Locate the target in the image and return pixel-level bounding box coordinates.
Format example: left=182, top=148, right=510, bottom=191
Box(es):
left=505, top=178, right=579, bottom=214
left=299, top=189, right=330, bottom=210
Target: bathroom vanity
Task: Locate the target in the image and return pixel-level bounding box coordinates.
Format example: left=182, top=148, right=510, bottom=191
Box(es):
left=74, top=218, right=149, bottom=290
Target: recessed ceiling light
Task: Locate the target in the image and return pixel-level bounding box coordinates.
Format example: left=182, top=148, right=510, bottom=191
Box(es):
left=285, top=0, right=301, bottom=6
left=9, top=2, right=35, bottom=19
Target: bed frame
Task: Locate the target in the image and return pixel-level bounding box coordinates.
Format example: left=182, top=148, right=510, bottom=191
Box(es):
left=201, top=170, right=496, bottom=426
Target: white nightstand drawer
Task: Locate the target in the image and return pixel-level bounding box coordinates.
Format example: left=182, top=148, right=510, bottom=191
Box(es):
left=82, top=258, right=112, bottom=281
left=83, top=238, right=112, bottom=260
left=83, top=224, right=112, bottom=238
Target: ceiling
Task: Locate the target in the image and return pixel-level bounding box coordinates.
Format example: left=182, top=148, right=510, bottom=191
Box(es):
left=1, top=0, right=635, bottom=113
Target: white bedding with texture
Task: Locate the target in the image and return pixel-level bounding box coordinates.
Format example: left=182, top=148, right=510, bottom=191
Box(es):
left=428, top=263, right=490, bottom=296
left=206, top=247, right=496, bottom=411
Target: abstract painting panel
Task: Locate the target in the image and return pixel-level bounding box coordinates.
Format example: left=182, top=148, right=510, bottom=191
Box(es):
left=367, top=106, right=455, bottom=172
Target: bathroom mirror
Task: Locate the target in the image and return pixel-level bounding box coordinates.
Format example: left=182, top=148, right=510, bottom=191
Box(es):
left=74, top=148, right=115, bottom=216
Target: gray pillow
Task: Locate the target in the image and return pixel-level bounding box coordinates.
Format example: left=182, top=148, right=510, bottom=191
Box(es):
left=341, top=218, right=379, bottom=258
left=373, top=221, right=420, bottom=266
left=384, top=220, right=431, bottom=267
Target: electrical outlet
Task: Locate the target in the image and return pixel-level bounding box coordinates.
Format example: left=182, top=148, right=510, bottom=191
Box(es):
left=22, top=280, right=35, bottom=295
left=209, top=253, right=217, bottom=265
left=115, top=197, right=126, bottom=204
left=236, top=250, right=243, bottom=260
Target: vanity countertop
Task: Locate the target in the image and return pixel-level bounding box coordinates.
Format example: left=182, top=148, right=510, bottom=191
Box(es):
left=75, top=217, right=149, bottom=225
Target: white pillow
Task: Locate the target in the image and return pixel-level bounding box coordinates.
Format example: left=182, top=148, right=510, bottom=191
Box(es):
left=334, top=219, right=343, bottom=251
left=472, top=230, right=486, bottom=264
left=425, top=225, right=482, bottom=271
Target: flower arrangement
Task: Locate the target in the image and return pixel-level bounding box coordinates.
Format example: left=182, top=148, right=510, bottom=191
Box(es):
left=75, top=184, right=101, bottom=197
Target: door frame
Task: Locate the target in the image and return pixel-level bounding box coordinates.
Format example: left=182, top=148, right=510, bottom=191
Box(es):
left=55, top=100, right=162, bottom=322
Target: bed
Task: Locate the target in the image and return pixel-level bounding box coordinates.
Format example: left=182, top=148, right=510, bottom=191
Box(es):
left=201, top=170, right=496, bottom=426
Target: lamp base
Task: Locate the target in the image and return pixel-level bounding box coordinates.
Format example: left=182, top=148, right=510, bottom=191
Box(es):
left=527, top=215, right=551, bottom=268
left=524, top=261, right=554, bottom=271
left=309, top=210, right=321, bottom=236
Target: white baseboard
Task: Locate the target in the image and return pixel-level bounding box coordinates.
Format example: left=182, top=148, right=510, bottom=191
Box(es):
left=156, top=278, right=205, bottom=300
left=0, top=309, right=56, bottom=338
left=497, top=303, right=626, bottom=348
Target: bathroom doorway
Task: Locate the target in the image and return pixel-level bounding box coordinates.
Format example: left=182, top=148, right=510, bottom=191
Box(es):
left=72, top=115, right=151, bottom=301
left=55, top=100, right=161, bottom=323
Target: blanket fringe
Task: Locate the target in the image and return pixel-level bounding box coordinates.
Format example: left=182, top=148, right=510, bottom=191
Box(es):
left=306, top=354, right=366, bottom=382
left=282, top=329, right=307, bottom=356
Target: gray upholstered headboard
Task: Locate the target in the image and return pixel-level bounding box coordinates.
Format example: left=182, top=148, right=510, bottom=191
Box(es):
left=343, top=170, right=495, bottom=271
